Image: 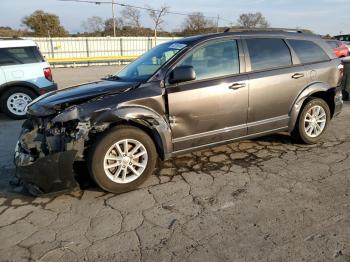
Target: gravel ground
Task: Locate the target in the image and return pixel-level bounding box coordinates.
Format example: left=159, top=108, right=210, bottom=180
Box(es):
left=0, top=66, right=349, bottom=261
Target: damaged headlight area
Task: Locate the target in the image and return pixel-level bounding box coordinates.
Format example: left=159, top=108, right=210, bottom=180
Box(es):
left=14, top=115, right=96, bottom=196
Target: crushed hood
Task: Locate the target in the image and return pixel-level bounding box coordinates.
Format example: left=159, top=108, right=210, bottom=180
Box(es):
left=27, top=80, right=140, bottom=116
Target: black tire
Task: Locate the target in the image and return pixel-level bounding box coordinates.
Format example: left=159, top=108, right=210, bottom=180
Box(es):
left=88, top=125, right=157, bottom=194
left=0, top=87, right=37, bottom=120
left=292, top=97, right=331, bottom=144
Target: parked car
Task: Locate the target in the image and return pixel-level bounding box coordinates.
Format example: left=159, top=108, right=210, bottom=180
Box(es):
left=343, top=41, right=350, bottom=52
left=15, top=29, right=343, bottom=195
left=0, top=38, right=57, bottom=119
left=326, top=40, right=350, bottom=58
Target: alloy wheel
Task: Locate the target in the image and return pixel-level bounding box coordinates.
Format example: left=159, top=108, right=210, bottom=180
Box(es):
left=304, top=105, right=327, bottom=138
left=103, top=139, right=148, bottom=184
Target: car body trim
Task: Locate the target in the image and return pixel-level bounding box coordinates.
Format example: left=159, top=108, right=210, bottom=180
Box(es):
left=173, top=124, right=247, bottom=143
left=171, top=126, right=288, bottom=157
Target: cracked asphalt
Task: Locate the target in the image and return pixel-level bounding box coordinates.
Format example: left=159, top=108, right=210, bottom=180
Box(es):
left=1, top=66, right=350, bottom=261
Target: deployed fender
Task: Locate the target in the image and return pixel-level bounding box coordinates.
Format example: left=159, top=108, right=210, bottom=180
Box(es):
left=289, top=82, right=333, bottom=132
left=91, top=105, right=173, bottom=159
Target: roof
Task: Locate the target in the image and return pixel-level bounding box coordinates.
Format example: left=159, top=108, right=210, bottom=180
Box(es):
left=0, top=39, right=37, bottom=48
left=175, top=30, right=321, bottom=46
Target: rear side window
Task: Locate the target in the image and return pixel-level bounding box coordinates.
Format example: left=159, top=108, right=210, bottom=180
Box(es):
left=0, top=46, right=44, bottom=66
left=246, top=38, right=292, bottom=71
left=326, top=41, right=340, bottom=49
left=288, top=40, right=330, bottom=64
left=178, top=40, right=240, bottom=80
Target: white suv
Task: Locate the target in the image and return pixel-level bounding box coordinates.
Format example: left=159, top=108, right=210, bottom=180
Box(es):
left=0, top=38, right=57, bottom=119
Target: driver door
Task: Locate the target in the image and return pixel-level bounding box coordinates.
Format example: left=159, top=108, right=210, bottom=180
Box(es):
left=166, top=39, right=249, bottom=152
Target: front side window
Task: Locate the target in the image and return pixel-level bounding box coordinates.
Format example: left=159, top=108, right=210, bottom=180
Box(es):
left=0, top=46, right=44, bottom=66
left=246, top=38, right=292, bottom=71
left=288, top=39, right=330, bottom=64
left=177, top=40, right=240, bottom=81
left=116, top=42, right=187, bottom=82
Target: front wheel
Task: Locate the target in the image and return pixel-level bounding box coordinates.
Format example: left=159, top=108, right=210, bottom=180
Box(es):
left=292, top=98, right=331, bottom=144
left=88, top=125, right=157, bottom=194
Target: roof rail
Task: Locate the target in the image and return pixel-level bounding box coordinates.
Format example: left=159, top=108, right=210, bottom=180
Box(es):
left=224, top=27, right=313, bottom=34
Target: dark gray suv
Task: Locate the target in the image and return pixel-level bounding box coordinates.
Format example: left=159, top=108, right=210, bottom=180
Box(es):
left=15, top=29, right=343, bottom=195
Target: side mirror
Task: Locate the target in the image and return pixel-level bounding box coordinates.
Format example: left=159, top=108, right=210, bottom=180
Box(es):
left=168, top=65, right=196, bottom=84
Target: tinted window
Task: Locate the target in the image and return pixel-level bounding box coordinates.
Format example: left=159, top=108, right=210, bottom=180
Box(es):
left=288, top=40, right=330, bottom=64
left=0, top=46, right=44, bottom=66
left=117, top=42, right=185, bottom=82
left=327, top=41, right=339, bottom=49
left=338, top=36, right=350, bottom=42
left=178, top=40, right=240, bottom=80
left=246, top=38, right=292, bottom=71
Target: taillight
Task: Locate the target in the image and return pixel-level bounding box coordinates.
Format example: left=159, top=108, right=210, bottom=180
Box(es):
left=43, top=67, right=53, bottom=82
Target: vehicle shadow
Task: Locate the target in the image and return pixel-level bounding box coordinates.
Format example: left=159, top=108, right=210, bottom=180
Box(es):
left=0, top=131, right=299, bottom=203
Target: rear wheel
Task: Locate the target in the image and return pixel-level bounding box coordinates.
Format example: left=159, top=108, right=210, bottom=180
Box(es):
left=292, top=98, right=331, bottom=144
left=88, top=125, right=157, bottom=194
left=1, top=87, right=37, bottom=120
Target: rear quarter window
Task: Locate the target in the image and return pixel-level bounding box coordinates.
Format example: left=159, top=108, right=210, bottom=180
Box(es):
left=0, top=46, right=44, bottom=66
left=245, top=38, right=292, bottom=71
left=288, top=40, right=330, bottom=64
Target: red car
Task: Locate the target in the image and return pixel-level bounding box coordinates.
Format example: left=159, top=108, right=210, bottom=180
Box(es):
left=326, top=40, right=349, bottom=57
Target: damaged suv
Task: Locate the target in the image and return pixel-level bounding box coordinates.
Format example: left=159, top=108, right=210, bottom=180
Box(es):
left=15, top=29, right=343, bottom=195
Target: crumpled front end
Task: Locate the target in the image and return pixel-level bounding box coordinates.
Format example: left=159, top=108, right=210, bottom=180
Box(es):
left=14, top=117, right=91, bottom=195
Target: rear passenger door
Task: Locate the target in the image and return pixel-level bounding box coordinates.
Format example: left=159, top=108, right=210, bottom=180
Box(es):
left=243, top=38, right=308, bottom=134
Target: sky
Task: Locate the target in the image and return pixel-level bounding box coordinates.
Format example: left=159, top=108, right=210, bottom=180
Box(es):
left=0, top=0, right=349, bottom=35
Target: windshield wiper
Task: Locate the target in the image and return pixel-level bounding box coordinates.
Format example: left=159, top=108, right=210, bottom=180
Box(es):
left=103, top=75, right=121, bottom=81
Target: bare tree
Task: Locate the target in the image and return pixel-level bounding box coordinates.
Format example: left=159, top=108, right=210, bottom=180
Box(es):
left=122, top=6, right=142, bottom=28
left=104, top=18, right=123, bottom=36
left=237, top=12, right=270, bottom=28
left=147, top=5, right=169, bottom=44
left=82, top=16, right=105, bottom=34
left=182, top=12, right=215, bottom=33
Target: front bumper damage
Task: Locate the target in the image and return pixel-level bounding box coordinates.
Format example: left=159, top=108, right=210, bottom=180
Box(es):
left=14, top=118, right=90, bottom=195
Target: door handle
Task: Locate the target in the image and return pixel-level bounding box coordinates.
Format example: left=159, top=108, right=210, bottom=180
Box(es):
left=292, top=73, right=304, bottom=79
left=229, top=83, right=246, bottom=90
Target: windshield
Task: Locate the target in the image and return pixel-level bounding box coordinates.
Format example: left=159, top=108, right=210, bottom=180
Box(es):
left=115, top=42, right=187, bottom=82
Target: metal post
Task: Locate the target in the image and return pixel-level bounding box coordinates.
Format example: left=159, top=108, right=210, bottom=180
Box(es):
left=112, top=0, right=116, bottom=37
left=148, top=37, right=152, bottom=50
left=216, top=15, right=220, bottom=33
left=49, top=38, right=55, bottom=59
left=119, top=38, right=123, bottom=65
left=86, top=38, right=90, bottom=66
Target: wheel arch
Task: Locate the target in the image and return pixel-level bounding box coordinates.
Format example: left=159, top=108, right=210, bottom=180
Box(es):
left=289, top=82, right=335, bottom=132
left=90, top=106, right=173, bottom=160
left=0, top=81, right=40, bottom=98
